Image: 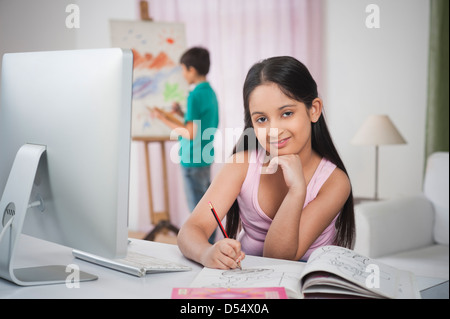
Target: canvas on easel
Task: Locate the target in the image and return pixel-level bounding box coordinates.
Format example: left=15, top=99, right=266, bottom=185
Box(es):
left=110, top=20, right=188, bottom=138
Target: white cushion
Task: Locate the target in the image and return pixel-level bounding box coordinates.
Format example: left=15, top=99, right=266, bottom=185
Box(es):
left=354, top=195, right=434, bottom=258
left=423, top=152, right=449, bottom=245
left=377, top=244, right=449, bottom=280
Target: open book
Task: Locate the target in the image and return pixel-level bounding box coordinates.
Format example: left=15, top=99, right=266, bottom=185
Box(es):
left=189, top=246, right=420, bottom=299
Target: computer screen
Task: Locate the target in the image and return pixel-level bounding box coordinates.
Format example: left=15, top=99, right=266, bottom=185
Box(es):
left=0, top=48, right=133, bottom=285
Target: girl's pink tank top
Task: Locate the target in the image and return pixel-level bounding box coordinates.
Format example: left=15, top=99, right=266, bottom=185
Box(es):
left=236, top=148, right=339, bottom=261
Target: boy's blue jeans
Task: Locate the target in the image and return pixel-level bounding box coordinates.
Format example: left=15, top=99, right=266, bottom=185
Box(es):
left=181, top=165, right=216, bottom=244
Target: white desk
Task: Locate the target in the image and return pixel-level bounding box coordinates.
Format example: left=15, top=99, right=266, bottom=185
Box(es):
left=0, top=235, right=447, bottom=299
left=0, top=235, right=203, bottom=299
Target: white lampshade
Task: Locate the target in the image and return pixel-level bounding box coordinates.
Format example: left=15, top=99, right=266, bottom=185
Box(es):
left=351, top=115, right=407, bottom=146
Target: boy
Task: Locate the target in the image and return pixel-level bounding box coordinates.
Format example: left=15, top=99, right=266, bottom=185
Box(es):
left=153, top=47, right=219, bottom=243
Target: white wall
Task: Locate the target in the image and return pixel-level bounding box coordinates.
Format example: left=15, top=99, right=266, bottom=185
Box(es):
left=323, top=0, right=430, bottom=199
left=73, top=0, right=136, bottom=48
left=0, top=0, right=75, bottom=83
left=0, top=0, right=74, bottom=51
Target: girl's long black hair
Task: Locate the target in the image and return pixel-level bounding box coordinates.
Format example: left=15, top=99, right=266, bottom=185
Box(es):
left=225, top=56, right=355, bottom=250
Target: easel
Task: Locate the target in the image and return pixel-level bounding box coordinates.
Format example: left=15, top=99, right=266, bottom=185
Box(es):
left=131, top=2, right=179, bottom=241
left=133, top=137, right=179, bottom=241
left=139, top=0, right=153, bottom=21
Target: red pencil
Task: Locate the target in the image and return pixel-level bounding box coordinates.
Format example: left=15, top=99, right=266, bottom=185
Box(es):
left=208, top=201, right=228, bottom=238
left=208, top=201, right=242, bottom=269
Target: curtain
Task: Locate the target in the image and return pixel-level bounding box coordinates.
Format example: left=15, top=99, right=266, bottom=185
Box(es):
left=425, top=0, right=449, bottom=159
left=130, top=0, right=323, bottom=233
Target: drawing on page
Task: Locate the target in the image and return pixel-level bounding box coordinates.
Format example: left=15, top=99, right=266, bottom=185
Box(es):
left=210, top=268, right=274, bottom=288
left=204, top=267, right=298, bottom=288
left=310, top=246, right=392, bottom=282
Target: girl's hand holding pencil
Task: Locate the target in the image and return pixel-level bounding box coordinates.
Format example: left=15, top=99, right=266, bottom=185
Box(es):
left=201, top=238, right=245, bottom=270
left=205, top=201, right=245, bottom=270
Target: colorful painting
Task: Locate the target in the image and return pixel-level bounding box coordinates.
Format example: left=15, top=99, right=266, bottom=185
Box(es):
left=110, top=20, right=188, bottom=138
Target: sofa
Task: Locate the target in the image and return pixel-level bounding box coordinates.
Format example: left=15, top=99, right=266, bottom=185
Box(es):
left=353, top=152, right=449, bottom=280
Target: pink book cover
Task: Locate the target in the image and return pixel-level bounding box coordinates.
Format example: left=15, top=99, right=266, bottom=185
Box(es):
left=172, top=287, right=287, bottom=299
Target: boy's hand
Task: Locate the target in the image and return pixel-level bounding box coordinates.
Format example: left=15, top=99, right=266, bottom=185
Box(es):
left=171, top=102, right=184, bottom=117
left=201, top=238, right=245, bottom=270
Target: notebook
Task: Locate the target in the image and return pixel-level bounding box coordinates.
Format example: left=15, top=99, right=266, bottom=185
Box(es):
left=187, top=246, right=420, bottom=299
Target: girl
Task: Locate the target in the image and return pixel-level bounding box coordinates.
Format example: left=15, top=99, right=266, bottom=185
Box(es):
left=177, top=56, right=355, bottom=269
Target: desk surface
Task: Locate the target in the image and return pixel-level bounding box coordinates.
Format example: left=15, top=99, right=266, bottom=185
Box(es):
left=0, top=235, right=447, bottom=299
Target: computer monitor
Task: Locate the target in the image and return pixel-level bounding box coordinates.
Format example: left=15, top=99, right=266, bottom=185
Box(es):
left=0, top=48, right=133, bottom=286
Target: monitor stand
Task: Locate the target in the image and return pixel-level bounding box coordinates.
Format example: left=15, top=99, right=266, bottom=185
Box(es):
left=0, top=144, right=97, bottom=286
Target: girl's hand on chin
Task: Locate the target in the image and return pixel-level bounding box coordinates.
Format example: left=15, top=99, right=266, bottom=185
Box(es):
left=266, top=155, right=306, bottom=193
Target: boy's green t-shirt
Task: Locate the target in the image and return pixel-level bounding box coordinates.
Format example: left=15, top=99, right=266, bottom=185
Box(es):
left=180, top=82, right=219, bottom=167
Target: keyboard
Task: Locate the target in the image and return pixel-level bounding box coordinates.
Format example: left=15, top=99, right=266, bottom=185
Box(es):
left=73, top=249, right=191, bottom=277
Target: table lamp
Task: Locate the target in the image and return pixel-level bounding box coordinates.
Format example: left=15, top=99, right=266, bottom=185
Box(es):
left=351, top=114, right=407, bottom=200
